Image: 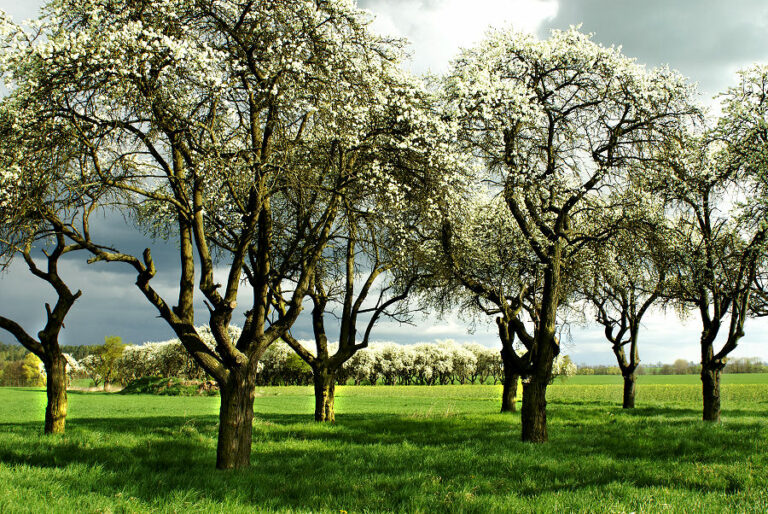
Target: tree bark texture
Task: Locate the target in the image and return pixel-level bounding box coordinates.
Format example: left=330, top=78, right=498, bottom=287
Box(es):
left=216, top=372, right=256, bottom=470
left=622, top=372, right=636, bottom=409
left=501, top=371, right=519, bottom=413
left=521, top=380, right=548, bottom=442
left=313, top=369, right=336, bottom=422
left=44, top=355, right=68, bottom=435
left=701, top=366, right=721, bottom=422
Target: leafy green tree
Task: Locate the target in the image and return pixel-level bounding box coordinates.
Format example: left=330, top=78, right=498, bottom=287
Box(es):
left=672, top=359, right=691, bottom=375
left=0, top=343, right=27, bottom=361
left=22, top=353, right=45, bottom=387
left=94, top=336, right=126, bottom=389
left=1, top=360, right=25, bottom=386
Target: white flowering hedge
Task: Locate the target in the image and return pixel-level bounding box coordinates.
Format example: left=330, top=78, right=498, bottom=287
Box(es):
left=265, top=340, right=574, bottom=386
left=116, top=341, right=209, bottom=384
left=345, top=341, right=574, bottom=386
left=79, top=331, right=575, bottom=386
left=79, top=326, right=243, bottom=386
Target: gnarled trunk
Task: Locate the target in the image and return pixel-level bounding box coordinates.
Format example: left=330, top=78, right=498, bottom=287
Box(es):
left=499, top=342, right=519, bottom=412
left=622, top=372, right=636, bottom=409
left=44, top=355, right=67, bottom=434
left=701, top=366, right=721, bottom=422
left=313, top=369, right=336, bottom=422
left=519, top=241, right=559, bottom=443
left=501, top=371, right=519, bottom=413
left=521, top=379, right=548, bottom=442
left=216, top=371, right=256, bottom=470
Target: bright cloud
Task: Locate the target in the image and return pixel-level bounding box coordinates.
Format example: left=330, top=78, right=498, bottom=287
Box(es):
left=361, top=0, right=558, bottom=73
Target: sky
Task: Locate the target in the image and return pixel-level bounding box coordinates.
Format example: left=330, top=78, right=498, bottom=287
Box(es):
left=2, top=0, right=768, bottom=365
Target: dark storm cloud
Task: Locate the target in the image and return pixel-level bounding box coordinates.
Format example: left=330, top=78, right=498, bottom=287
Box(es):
left=0, top=210, right=189, bottom=346
left=0, top=210, right=321, bottom=348
left=540, top=0, right=768, bottom=97
left=0, top=254, right=176, bottom=347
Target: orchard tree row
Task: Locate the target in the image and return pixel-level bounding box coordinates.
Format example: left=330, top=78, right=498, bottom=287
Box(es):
left=70, top=334, right=575, bottom=395
left=1, top=0, right=767, bottom=469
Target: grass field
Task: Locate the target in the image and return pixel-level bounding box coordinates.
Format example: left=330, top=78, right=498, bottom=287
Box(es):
left=1, top=378, right=767, bottom=512
left=564, top=373, right=768, bottom=385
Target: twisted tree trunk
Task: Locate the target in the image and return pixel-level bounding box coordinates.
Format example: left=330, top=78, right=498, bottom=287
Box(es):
left=499, top=322, right=520, bottom=413
left=313, top=368, right=336, bottom=422
left=216, top=371, right=256, bottom=470
left=521, top=379, right=548, bottom=442
left=519, top=249, right=559, bottom=443
left=501, top=370, right=519, bottom=413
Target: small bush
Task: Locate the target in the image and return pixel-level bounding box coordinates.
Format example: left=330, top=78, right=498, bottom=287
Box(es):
left=119, top=377, right=219, bottom=396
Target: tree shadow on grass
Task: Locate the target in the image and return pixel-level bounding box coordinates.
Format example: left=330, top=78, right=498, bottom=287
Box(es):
left=0, top=405, right=766, bottom=511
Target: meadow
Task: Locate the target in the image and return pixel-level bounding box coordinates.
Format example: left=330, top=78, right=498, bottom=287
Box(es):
left=0, top=375, right=767, bottom=512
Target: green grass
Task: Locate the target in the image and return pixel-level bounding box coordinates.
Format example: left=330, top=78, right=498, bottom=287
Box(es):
left=1, top=382, right=767, bottom=512
left=565, top=372, right=768, bottom=386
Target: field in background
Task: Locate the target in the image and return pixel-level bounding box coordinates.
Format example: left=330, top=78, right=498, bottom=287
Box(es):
left=564, top=373, right=768, bottom=385
left=0, top=382, right=767, bottom=512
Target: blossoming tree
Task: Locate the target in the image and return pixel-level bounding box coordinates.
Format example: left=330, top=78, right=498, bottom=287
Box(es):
left=580, top=205, right=670, bottom=408
left=651, top=68, right=768, bottom=421
left=443, top=27, right=695, bottom=441
left=281, top=208, right=422, bottom=422
left=425, top=193, right=536, bottom=412
left=269, top=56, right=457, bottom=422
left=0, top=92, right=95, bottom=434
left=0, top=0, right=443, bottom=468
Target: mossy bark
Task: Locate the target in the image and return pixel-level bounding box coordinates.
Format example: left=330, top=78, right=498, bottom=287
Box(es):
left=44, top=355, right=67, bottom=434
left=313, top=369, right=336, bottom=422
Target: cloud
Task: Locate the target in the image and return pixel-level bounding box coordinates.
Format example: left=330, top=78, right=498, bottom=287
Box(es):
left=563, top=309, right=768, bottom=366
left=0, top=257, right=174, bottom=346
left=360, top=0, right=558, bottom=73
left=539, top=0, right=768, bottom=98
left=0, top=0, right=45, bottom=23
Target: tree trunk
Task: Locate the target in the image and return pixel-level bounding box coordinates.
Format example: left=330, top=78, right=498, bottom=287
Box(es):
left=701, top=366, right=721, bottom=422
left=313, top=369, right=336, bottom=422
left=501, top=371, right=519, bottom=413
left=44, top=355, right=67, bottom=435
left=521, top=379, right=548, bottom=442
left=216, top=372, right=256, bottom=470
left=622, top=372, right=636, bottom=409
left=500, top=343, right=519, bottom=413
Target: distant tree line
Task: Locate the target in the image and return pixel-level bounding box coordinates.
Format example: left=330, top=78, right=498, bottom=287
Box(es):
left=5, top=337, right=766, bottom=389
left=577, top=357, right=768, bottom=376
left=0, top=341, right=100, bottom=387
left=0, top=351, right=45, bottom=387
